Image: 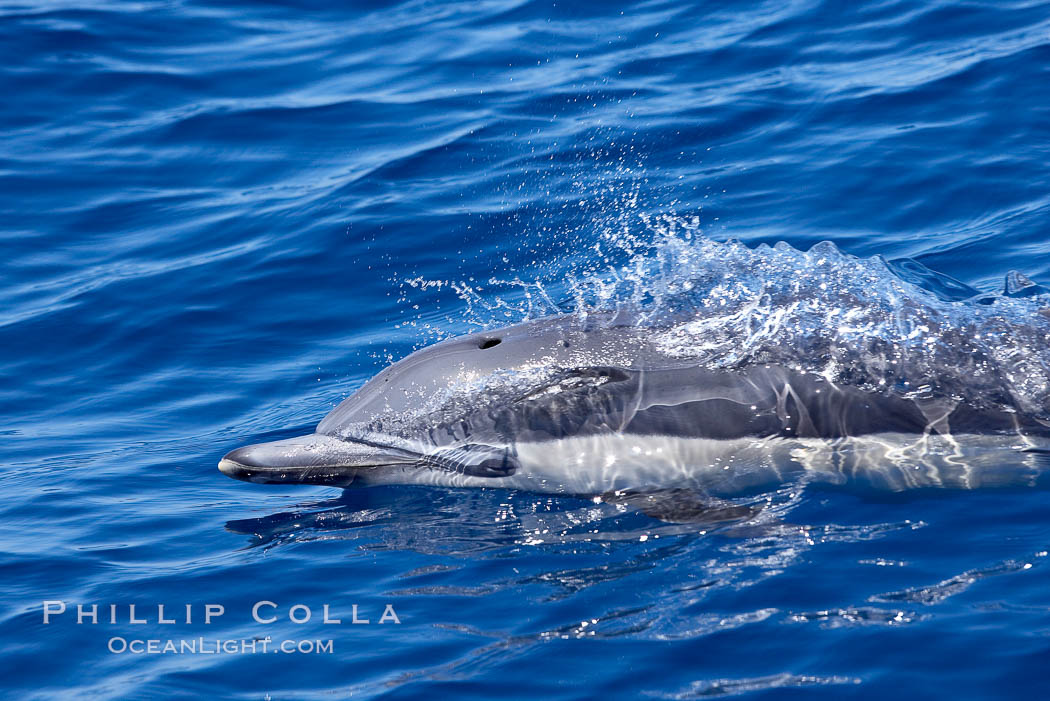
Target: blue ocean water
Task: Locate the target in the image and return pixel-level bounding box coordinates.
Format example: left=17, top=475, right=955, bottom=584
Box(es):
left=3, top=0, right=1050, bottom=697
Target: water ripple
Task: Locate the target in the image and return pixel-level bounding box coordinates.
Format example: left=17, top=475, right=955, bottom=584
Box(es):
left=5, top=0, right=1050, bottom=697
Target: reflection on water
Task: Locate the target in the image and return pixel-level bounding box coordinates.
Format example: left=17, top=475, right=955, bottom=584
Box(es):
left=225, top=482, right=791, bottom=554
left=219, top=481, right=1050, bottom=697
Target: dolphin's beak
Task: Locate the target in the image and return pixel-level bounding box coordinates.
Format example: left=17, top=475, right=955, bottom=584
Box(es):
left=218, top=433, right=415, bottom=486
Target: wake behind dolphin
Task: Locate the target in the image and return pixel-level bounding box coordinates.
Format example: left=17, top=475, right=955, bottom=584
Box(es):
left=219, top=237, right=1050, bottom=499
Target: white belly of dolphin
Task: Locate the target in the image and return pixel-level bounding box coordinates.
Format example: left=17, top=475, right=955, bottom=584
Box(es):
left=354, top=432, right=1049, bottom=495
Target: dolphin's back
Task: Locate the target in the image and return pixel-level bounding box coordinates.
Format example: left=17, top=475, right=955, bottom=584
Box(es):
left=626, top=368, right=1045, bottom=440
left=316, top=313, right=1050, bottom=450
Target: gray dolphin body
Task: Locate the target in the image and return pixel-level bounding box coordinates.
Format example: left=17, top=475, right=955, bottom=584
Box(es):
left=219, top=313, right=1050, bottom=495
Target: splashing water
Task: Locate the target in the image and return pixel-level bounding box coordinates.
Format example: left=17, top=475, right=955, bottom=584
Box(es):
left=403, top=219, right=1050, bottom=421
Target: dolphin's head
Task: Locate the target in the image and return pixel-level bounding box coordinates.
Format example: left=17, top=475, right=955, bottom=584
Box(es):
left=219, top=314, right=643, bottom=487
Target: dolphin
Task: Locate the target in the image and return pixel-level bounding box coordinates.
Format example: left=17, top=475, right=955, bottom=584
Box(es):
left=219, top=311, right=1050, bottom=499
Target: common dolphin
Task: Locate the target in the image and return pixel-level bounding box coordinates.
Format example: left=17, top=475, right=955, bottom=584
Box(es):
left=219, top=311, right=1050, bottom=497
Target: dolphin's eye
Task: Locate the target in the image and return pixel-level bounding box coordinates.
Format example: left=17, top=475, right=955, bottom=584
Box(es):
left=479, top=338, right=501, bottom=349
left=518, top=367, right=631, bottom=401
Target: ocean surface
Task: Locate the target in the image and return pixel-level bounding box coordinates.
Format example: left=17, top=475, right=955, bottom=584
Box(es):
left=3, top=0, right=1050, bottom=698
